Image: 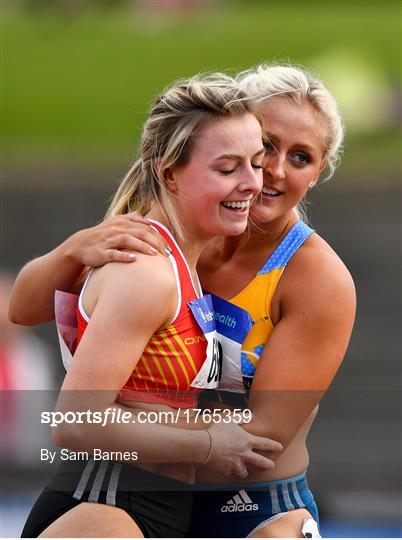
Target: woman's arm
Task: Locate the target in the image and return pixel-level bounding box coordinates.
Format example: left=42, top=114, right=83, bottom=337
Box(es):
left=52, top=256, right=280, bottom=475
left=243, top=246, right=356, bottom=454
left=8, top=214, right=168, bottom=325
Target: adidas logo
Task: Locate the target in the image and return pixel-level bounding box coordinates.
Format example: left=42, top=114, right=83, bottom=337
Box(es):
left=220, top=489, right=259, bottom=513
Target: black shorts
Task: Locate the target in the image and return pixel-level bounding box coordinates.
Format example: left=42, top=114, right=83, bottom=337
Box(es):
left=21, top=459, right=193, bottom=538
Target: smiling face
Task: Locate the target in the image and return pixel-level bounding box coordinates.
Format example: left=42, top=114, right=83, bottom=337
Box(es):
left=168, top=113, right=264, bottom=240
left=249, top=97, right=327, bottom=225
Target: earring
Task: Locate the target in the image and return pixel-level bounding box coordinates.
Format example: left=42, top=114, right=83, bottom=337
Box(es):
left=308, top=183, right=314, bottom=190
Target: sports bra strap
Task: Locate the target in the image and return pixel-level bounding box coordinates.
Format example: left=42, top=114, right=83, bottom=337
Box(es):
left=258, top=221, right=314, bottom=275
left=147, top=220, right=201, bottom=310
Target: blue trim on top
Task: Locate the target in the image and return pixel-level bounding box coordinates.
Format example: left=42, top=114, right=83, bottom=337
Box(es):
left=258, top=221, right=314, bottom=275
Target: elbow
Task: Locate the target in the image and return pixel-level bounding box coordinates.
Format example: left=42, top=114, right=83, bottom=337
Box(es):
left=8, top=307, right=18, bottom=325
left=8, top=288, right=35, bottom=325
left=51, top=424, right=82, bottom=451
left=8, top=308, right=35, bottom=326
left=244, top=416, right=286, bottom=451
left=8, top=300, right=28, bottom=325
left=8, top=296, right=46, bottom=326
left=51, top=425, right=70, bottom=448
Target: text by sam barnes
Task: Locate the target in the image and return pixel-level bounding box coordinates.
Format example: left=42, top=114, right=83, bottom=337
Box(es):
left=41, top=448, right=138, bottom=464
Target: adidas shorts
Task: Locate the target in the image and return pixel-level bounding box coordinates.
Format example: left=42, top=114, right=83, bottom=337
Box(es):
left=21, top=459, right=193, bottom=538
left=189, top=469, right=319, bottom=538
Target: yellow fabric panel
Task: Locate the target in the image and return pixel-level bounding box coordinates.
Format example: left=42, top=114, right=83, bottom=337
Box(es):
left=230, top=268, right=284, bottom=365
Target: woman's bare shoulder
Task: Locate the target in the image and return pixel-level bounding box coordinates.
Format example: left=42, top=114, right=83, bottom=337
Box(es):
left=278, top=230, right=356, bottom=313
left=83, top=254, right=177, bottom=321
left=93, top=252, right=175, bottom=287
left=292, top=231, right=354, bottom=285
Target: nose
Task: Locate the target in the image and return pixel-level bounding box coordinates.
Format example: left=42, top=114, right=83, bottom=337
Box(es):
left=263, top=151, right=286, bottom=180
left=240, top=163, right=263, bottom=195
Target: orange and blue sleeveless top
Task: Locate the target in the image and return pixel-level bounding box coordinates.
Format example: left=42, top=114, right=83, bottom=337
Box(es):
left=212, top=220, right=314, bottom=391
left=77, top=220, right=209, bottom=408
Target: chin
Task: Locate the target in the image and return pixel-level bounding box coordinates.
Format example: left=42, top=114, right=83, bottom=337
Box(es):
left=208, top=212, right=250, bottom=237
left=223, top=222, right=249, bottom=236
left=249, top=207, right=276, bottom=224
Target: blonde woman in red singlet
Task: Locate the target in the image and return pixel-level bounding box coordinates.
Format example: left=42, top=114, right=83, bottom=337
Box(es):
left=18, top=74, right=282, bottom=538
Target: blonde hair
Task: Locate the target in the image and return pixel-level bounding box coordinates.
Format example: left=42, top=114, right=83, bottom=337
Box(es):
left=105, top=74, right=255, bottom=238
left=237, top=64, right=345, bottom=180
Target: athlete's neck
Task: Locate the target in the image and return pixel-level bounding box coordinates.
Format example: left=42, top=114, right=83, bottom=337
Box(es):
left=146, top=206, right=205, bottom=269
left=219, top=212, right=299, bottom=261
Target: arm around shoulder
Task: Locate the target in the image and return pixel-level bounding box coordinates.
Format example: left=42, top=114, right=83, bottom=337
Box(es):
left=8, top=234, right=86, bottom=325
left=8, top=216, right=170, bottom=326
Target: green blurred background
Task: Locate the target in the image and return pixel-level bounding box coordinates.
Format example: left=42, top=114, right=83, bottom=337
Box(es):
left=2, top=0, right=401, bottom=537
left=3, top=0, right=401, bottom=180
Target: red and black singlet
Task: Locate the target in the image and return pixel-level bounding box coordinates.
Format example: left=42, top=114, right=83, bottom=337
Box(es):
left=77, top=220, right=208, bottom=408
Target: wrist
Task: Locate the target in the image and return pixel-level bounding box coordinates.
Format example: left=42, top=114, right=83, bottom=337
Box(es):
left=60, top=230, right=87, bottom=267
left=192, top=429, right=213, bottom=465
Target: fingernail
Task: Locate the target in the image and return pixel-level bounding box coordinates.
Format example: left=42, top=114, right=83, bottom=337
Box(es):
left=148, top=248, right=158, bottom=255
left=164, top=246, right=172, bottom=256
left=128, top=253, right=136, bottom=260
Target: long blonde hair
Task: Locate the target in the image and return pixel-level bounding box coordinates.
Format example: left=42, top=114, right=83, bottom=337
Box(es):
left=105, top=74, right=256, bottom=238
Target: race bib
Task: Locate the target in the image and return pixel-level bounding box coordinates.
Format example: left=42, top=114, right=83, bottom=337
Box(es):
left=188, top=295, right=222, bottom=389
left=210, top=294, right=253, bottom=392
left=188, top=294, right=253, bottom=392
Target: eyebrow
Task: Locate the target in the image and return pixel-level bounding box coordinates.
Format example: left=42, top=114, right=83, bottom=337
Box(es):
left=265, top=134, right=315, bottom=153
left=292, top=143, right=315, bottom=153
left=213, top=147, right=266, bottom=161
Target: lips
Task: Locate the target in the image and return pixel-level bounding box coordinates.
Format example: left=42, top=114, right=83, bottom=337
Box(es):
left=262, top=186, right=282, bottom=197
left=221, top=199, right=252, bottom=210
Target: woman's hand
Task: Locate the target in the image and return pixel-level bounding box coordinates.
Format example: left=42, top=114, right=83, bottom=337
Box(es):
left=202, top=421, right=282, bottom=477
left=67, top=212, right=170, bottom=268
